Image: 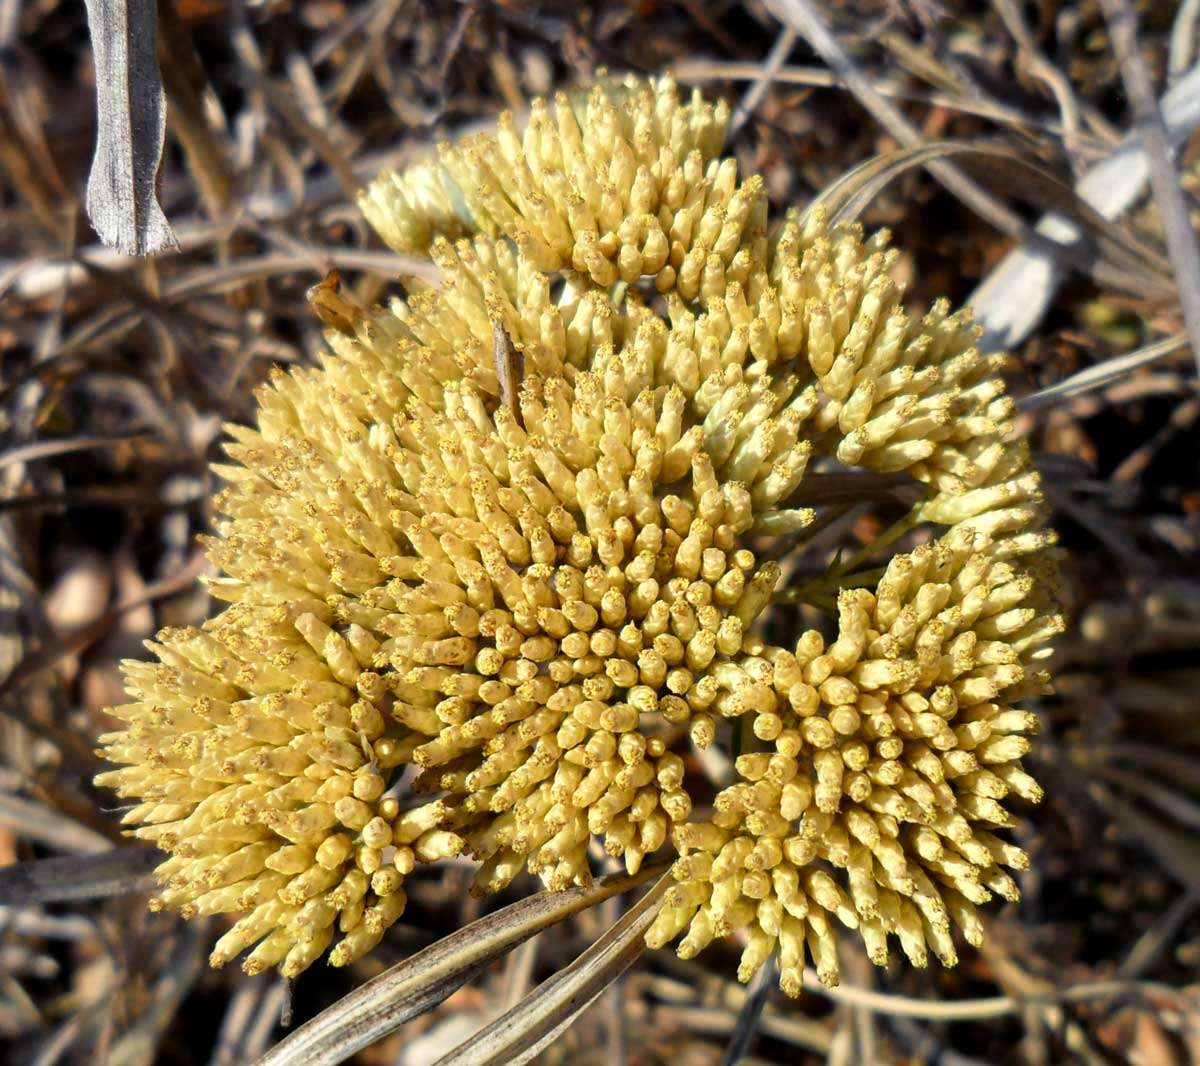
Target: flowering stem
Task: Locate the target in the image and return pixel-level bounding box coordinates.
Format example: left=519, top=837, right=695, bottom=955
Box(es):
left=829, top=502, right=926, bottom=579
left=774, top=566, right=885, bottom=608
left=772, top=498, right=926, bottom=611
left=773, top=584, right=839, bottom=611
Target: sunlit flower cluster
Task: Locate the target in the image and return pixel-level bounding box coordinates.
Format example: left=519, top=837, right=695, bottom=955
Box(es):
left=96, top=73, right=1060, bottom=988
left=646, top=529, right=1057, bottom=994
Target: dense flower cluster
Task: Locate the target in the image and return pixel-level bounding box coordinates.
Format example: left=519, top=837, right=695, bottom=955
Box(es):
left=646, top=531, right=1056, bottom=994
left=95, top=74, right=1060, bottom=987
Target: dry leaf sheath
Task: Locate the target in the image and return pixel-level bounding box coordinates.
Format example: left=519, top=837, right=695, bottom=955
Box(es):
left=94, top=74, right=1061, bottom=992
left=83, top=0, right=177, bottom=256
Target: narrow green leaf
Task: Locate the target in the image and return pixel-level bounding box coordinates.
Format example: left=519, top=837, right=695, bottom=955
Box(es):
left=253, top=865, right=663, bottom=1066
left=431, top=872, right=670, bottom=1066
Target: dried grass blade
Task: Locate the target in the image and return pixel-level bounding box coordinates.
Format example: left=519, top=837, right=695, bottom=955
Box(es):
left=1020, top=333, right=1190, bottom=410
left=431, top=873, right=670, bottom=1066
left=0, top=433, right=153, bottom=470
left=0, top=843, right=160, bottom=904
left=0, top=792, right=114, bottom=854
left=0, top=549, right=206, bottom=707
left=0, top=514, right=41, bottom=687
left=83, top=0, right=177, bottom=255
left=809, top=140, right=1172, bottom=298
left=971, top=62, right=1200, bottom=351
left=1100, top=0, right=1200, bottom=375
left=253, top=866, right=663, bottom=1066
left=767, top=0, right=1168, bottom=300
left=720, top=954, right=777, bottom=1066
left=1090, top=786, right=1200, bottom=892
left=808, top=140, right=990, bottom=227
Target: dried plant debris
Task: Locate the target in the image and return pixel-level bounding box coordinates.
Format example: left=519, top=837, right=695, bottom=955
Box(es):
left=3, top=2, right=1199, bottom=1064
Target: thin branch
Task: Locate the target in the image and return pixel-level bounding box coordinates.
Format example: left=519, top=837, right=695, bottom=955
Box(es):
left=673, top=59, right=1096, bottom=141
left=969, top=62, right=1200, bottom=352
left=1116, top=888, right=1200, bottom=978
left=801, top=972, right=1185, bottom=1021
left=762, top=0, right=1041, bottom=248
left=990, top=0, right=1086, bottom=169
left=1019, top=333, right=1192, bottom=411
left=0, top=845, right=160, bottom=904
left=719, top=955, right=776, bottom=1066
left=0, top=550, right=207, bottom=702
left=728, top=27, right=798, bottom=135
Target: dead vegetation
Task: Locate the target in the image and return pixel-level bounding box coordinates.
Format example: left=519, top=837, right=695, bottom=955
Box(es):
left=1, top=1, right=1198, bottom=1063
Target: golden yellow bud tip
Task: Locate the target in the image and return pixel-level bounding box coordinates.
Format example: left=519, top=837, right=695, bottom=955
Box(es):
left=94, top=73, right=1059, bottom=990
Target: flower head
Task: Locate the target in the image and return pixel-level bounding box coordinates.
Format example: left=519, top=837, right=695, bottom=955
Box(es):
left=96, top=73, right=1061, bottom=988
left=647, top=528, right=1059, bottom=994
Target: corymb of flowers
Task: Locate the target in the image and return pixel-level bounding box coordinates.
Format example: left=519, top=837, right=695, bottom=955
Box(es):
left=95, top=74, right=1062, bottom=994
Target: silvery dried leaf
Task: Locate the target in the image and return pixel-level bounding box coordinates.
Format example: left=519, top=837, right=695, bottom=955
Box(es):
left=0, top=845, right=160, bottom=905
left=255, top=866, right=662, bottom=1066
left=84, top=0, right=178, bottom=256
left=970, top=62, right=1200, bottom=352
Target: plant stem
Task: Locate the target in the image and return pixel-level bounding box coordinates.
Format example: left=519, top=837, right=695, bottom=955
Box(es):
left=829, top=503, right=925, bottom=579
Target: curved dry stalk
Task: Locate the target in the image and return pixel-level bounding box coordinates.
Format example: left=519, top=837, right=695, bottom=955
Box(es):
left=802, top=971, right=1186, bottom=1021
left=765, top=0, right=1170, bottom=300
left=1100, top=0, right=1200, bottom=376
left=0, top=844, right=160, bottom=904
left=970, top=63, right=1200, bottom=351
left=808, top=139, right=1172, bottom=298
left=1019, top=333, right=1191, bottom=410
left=431, top=873, right=670, bottom=1066
left=253, top=865, right=664, bottom=1066
left=672, top=59, right=1086, bottom=139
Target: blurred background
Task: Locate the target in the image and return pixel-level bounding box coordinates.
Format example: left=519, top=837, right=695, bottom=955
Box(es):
left=1, top=1, right=1198, bottom=1062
